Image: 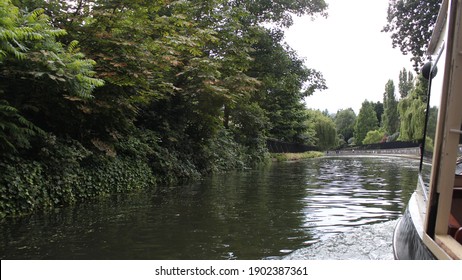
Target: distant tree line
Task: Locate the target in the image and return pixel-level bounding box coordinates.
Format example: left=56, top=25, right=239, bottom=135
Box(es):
left=331, top=66, right=437, bottom=151
left=332, top=0, right=442, bottom=149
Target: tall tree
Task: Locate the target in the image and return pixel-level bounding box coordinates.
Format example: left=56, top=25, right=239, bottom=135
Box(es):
left=382, top=80, right=399, bottom=135
left=372, top=101, right=384, bottom=128
left=248, top=28, right=326, bottom=144
left=398, top=75, right=428, bottom=141
left=398, top=68, right=415, bottom=99
left=306, top=109, right=337, bottom=150
left=334, top=108, right=356, bottom=143
left=354, top=100, right=379, bottom=145
left=383, top=0, right=441, bottom=71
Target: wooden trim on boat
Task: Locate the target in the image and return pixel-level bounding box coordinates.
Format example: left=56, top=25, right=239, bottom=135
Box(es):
left=423, top=234, right=452, bottom=259
left=435, top=234, right=462, bottom=259
left=435, top=0, right=462, bottom=237
left=428, top=0, right=449, bottom=54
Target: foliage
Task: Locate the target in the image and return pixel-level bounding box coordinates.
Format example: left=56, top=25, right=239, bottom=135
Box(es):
left=424, top=136, right=434, bottom=152
left=425, top=106, right=438, bottom=142
left=0, top=99, right=44, bottom=152
left=398, top=68, right=415, bottom=99
left=355, top=100, right=379, bottom=145
left=0, top=0, right=330, bottom=217
left=383, top=0, right=441, bottom=70
left=334, top=108, right=356, bottom=144
left=0, top=0, right=103, bottom=153
left=229, top=0, right=328, bottom=27
left=306, top=109, right=338, bottom=150
left=0, top=135, right=156, bottom=218
left=372, top=101, right=384, bottom=128
left=248, top=28, right=327, bottom=145
left=397, top=76, right=428, bottom=141
left=363, top=130, right=386, bottom=145
left=382, top=80, right=399, bottom=135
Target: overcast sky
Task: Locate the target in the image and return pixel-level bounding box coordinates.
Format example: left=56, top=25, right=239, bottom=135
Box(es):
left=284, top=0, right=414, bottom=114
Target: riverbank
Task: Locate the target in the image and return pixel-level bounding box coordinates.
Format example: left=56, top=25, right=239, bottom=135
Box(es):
left=0, top=130, right=270, bottom=219
left=271, top=151, right=324, bottom=162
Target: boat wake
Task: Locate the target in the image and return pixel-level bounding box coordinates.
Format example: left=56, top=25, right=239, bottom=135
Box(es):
left=283, top=220, right=397, bottom=260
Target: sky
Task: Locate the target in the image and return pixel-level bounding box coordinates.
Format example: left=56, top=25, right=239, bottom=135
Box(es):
left=284, top=0, right=414, bottom=114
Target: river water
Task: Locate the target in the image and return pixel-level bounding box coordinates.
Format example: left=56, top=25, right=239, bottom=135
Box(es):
left=0, top=156, right=419, bottom=260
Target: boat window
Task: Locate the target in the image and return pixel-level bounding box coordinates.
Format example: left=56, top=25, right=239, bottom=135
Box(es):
left=419, top=44, right=446, bottom=194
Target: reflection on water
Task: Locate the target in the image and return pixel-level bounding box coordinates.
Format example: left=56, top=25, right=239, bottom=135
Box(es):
left=0, top=156, right=418, bottom=259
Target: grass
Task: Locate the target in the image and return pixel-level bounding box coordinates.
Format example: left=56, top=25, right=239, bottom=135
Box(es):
left=271, top=151, right=324, bottom=162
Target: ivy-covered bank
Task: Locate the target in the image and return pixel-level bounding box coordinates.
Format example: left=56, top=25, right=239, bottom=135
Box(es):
left=0, top=130, right=268, bottom=218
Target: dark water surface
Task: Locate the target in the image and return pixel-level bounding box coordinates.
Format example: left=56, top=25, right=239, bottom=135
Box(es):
left=0, top=156, right=418, bottom=259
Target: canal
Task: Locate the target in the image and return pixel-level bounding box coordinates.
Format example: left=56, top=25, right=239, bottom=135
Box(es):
left=0, top=156, right=419, bottom=259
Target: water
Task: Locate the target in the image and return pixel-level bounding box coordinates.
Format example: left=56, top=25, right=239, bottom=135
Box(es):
left=0, top=156, right=419, bottom=260
left=284, top=219, right=397, bottom=260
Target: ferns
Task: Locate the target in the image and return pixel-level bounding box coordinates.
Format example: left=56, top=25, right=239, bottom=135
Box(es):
left=0, top=100, right=45, bottom=153
left=0, top=1, right=65, bottom=61
left=0, top=0, right=103, bottom=97
left=0, top=0, right=104, bottom=154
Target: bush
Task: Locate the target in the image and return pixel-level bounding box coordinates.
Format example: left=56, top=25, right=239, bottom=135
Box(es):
left=363, top=130, right=385, bottom=145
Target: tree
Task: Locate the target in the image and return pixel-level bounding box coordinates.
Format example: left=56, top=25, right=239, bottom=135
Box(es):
left=228, top=0, right=328, bottom=27
left=398, top=68, right=415, bottom=99
left=306, top=109, right=337, bottom=150
left=382, top=80, right=399, bottom=135
left=355, top=100, right=379, bottom=145
left=0, top=0, right=103, bottom=152
left=383, top=0, right=441, bottom=70
left=372, top=101, right=384, bottom=128
left=248, top=28, right=327, bottom=144
left=363, top=130, right=386, bottom=145
left=334, top=108, right=356, bottom=144
left=398, top=75, right=428, bottom=141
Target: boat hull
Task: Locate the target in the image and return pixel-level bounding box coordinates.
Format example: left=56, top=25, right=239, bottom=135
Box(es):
left=393, top=196, right=436, bottom=260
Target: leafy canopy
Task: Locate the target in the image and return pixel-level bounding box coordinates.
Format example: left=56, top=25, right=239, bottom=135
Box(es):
left=383, top=0, right=441, bottom=71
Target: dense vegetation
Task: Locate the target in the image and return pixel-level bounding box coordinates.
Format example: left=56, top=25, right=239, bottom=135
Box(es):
left=0, top=0, right=331, bottom=217
left=0, top=0, right=441, bottom=218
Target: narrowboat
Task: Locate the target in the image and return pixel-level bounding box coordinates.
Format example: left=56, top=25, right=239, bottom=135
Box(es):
left=392, top=0, right=462, bottom=260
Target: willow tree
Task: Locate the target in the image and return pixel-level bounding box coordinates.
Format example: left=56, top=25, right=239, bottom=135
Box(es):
left=306, top=109, right=337, bottom=150
left=398, top=75, right=428, bottom=141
